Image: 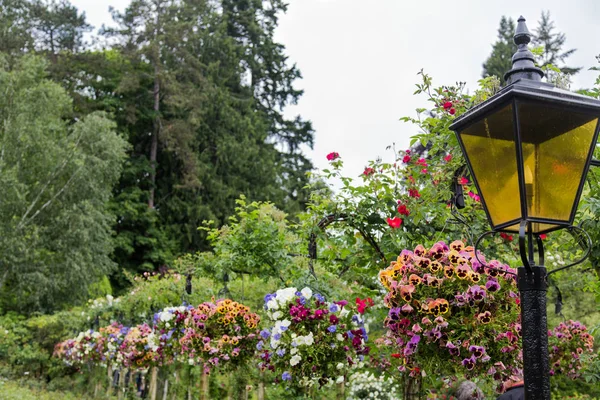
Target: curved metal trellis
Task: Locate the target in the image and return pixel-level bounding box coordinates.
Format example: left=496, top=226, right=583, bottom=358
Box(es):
left=308, top=213, right=387, bottom=279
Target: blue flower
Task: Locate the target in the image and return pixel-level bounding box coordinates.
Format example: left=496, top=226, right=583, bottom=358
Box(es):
left=282, top=372, right=292, bottom=381
left=314, top=293, right=325, bottom=302
left=327, top=325, right=337, bottom=333
left=277, top=349, right=286, bottom=357
left=264, top=293, right=276, bottom=304
left=329, top=304, right=339, bottom=313
left=274, top=333, right=282, bottom=340
left=260, top=329, right=271, bottom=339
left=256, top=341, right=264, bottom=351
left=280, top=325, right=288, bottom=332
left=291, top=341, right=298, bottom=347
left=347, top=330, right=354, bottom=339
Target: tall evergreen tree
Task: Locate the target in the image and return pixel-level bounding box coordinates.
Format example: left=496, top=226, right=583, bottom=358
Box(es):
left=482, top=16, right=516, bottom=84
left=532, top=11, right=581, bottom=75
left=0, top=0, right=33, bottom=55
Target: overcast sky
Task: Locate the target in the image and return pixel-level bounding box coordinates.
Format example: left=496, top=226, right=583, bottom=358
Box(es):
left=72, top=0, right=600, bottom=181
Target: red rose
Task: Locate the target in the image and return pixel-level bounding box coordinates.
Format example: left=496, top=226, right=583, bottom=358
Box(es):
left=539, top=234, right=547, bottom=240
left=326, top=152, right=340, bottom=161
left=397, top=204, right=410, bottom=216
left=391, top=353, right=402, bottom=358
left=459, top=176, right=469, bottom=185
left=363, top=167, right=375, bottom=176
left=387, top=217, right=402, bottom=228
left=408, top=188, right=420, bottom=198
left=443, top=101, right=452, bottom=110
left=444, top=154, right=452, bottom=162
left=449, top=108, right=456, bottom=115
left=402, top=155, right=411, bottom=163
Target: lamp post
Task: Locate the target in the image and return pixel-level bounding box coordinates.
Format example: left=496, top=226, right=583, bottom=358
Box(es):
left=449, top=16, right=600, bottom=400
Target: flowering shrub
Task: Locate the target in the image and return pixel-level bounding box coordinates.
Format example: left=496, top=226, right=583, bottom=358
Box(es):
left=379, top=240, right=522, bottom=389
left=548, top=320, right=596, bottom=378
left=259, top=287, right=372, bottom=388
left=346, top=370, right=401, bottom=399
left=153, top=299, right=261, bottom=373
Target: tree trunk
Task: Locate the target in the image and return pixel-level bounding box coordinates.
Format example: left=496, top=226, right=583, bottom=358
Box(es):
left=148, top=7, right=161, bottom=209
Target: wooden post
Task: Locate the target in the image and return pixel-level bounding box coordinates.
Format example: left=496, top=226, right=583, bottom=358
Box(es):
left=258, top=372, right=265, bottom=400
left=162, top=378, right=169, bottom=400
left=201, top=371, right=209, bottom=400
left=106, top=365, right=113, bottom=397
left=149, top=367, right=159, bottom=400
left=336, top=381, right=345, bottom=399
left=118, top=368, right=127, bottom=400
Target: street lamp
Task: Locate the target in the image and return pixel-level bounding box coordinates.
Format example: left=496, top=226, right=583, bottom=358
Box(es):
left=449, top=16, right=600, bottom=400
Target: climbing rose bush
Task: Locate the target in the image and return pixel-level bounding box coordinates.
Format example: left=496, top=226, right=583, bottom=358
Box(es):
left=258, top=287, right=372, bottom=388
left=379, top=240, right=522, bottom=390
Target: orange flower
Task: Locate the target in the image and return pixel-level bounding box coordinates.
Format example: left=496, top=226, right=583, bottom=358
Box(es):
left=450, top=240, right=464, bottom=252
left=409, top=274, right=422, bottom=286
left=400, top=284, right=415, bottom=302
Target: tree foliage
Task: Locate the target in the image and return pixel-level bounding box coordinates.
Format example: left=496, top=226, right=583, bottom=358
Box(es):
left=0, top=55, right=128, bottom=313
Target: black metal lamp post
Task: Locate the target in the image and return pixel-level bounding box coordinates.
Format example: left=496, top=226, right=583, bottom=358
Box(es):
left=449, top=16, right=600, bottom=400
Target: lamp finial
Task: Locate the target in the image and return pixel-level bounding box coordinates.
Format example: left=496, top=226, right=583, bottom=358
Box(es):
left=504, top=16, right=544, bottom=84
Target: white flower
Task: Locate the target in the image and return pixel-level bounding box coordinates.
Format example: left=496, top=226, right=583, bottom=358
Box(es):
left=271, top=311, right=283, bottom=320
left=280, top=319, right=291, bottom=328
left=300, top=287, right=312, bottom=299
left=291, top=347, right=298, bottom=355
left=336, top=363, right=344, bottom=370
left=159, top=311, right=174, bottom=322
left=276, top=287, right=297, bottom=305
left=290, top=354, right=301, bottom=366
left=336, top=375, right=344, bottom=384
left=106, top=294, right=114, bottom=302
left=340, top=307, right=350, bottom=318
left=267, top=299, right=279, bottom=311
left=336, top=333, right=344, bottom=341
left=188, top=358, right=194, bottom=365
left=303, top=332, right=314, bottom=346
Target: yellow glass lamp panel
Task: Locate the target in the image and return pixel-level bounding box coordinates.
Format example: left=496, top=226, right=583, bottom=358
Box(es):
left=459, top=104, right=521, bottom=227
left=518, top=102, right=598, bottom=223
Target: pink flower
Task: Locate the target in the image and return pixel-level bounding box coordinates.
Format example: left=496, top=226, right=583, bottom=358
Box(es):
left=449, top=108, right=456, bottom=115
left=416, top=158, right=427, bottom=167
left=443, top=101, right=452, bottom=110
left=402, top=155, right=411, bottom=163
left=387, top=217, right=403, bottom=228
left=363, top=167, right=375, bottom=176
left=444, top=154, right=452, bottom=162
left=326, top=152, right=340, bottom=161
left=539, top=234, right=547, bottom=240
left=459, top=176, right=469, bottom=185
left=468, top=191, right=481, bottom=202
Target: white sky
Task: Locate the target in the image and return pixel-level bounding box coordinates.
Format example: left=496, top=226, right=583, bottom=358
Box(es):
left=72, top=0, right=600, bottom=180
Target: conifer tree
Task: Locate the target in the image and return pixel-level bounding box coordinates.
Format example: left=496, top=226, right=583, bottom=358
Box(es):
left=482, top=16, right=516, bottom=84
left=532, top=11, right=581, bottom=75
